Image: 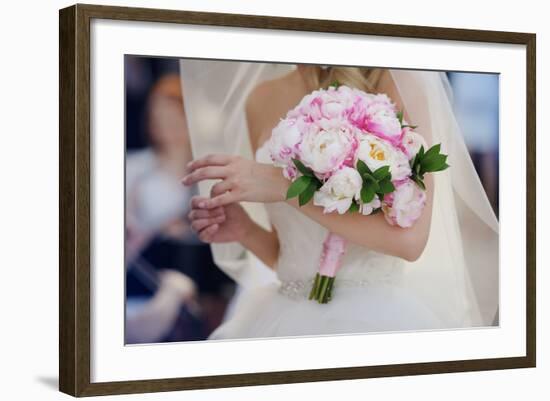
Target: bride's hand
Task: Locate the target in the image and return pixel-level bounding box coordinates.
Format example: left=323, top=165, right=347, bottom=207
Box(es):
left=188, top=195, right=254, bottom=243
left=181, top=154, right=289, bottom=209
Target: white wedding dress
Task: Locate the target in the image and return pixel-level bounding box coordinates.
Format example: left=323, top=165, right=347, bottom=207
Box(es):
left=208, top=141, right=446, bottom=340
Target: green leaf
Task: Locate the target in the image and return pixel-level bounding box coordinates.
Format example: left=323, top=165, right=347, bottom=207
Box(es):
left=378, top=179, right=395, bottom=194
left=420, top=160, right=439, bottom=172
left=396, top=110, right=404, bottom=125
left=421, top=154, right=447, bottom=172
left=363, top=177, right=379, bottom=192
left=422, top=152, right=446, bottom=166
left=412, top=176, right=426, bottom=190
left=329, top=79, right=341, bottom=88
left=298, top=180, right=317, bottom=206
left=312, top=176, right=323, bottom=189
left=363, top=172, right=376, bottom=183
left=410, top=151, right=419, bottom=169
left=348, top=201, right=359, bottom=213
left=286, top=176, right=311, bottom=199
left=356, top=159, right=371, bottom=177
left=433, top=163, right=450, bottom=172
left=433, top=154, right=447, bottom=165
left=409, top=142, right=449, bottom=185
left=292, top=158, right=313, bottom=177
left=423, top=144, right=441, bottom=161
left=361, top=185, right=376, bottom=203
left=373, top=165, right=391, bottom=180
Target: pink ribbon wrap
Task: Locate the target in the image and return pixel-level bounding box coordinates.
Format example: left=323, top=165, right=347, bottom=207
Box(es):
left=318, top=233, right=347, bottom=277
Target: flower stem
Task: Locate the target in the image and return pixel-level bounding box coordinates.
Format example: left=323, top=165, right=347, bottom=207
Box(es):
left=308, top=274, right=336, bottom=303
left=309, top=273, right=321, bottom=300
left=319, top=276, right=329, bottom=303
left=326, top=278, right=334, bottom=302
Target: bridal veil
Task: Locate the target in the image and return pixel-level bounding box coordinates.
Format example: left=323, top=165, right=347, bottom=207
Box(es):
left=179, top=59, right=499, bottom=328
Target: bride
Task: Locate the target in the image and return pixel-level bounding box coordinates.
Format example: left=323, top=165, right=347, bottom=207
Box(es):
left=180, top=63, right=499, bottom=339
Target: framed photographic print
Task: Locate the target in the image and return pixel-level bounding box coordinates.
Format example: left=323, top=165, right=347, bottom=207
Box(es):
left=59, top=3, right=536, bottom=397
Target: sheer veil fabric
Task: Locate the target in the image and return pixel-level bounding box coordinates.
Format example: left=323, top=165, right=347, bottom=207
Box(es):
left=179, top=60, right=499, bottom=329
left=390, top=70, right=498, bottom=326
left=179, top=60, right=291, bottom=289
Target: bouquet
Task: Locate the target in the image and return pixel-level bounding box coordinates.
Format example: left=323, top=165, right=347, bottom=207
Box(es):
left=268, top=83, right=449, bottom=304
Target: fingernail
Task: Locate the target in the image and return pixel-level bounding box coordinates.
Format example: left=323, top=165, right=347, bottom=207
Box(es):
left=198, top=201, right=206, bottom=208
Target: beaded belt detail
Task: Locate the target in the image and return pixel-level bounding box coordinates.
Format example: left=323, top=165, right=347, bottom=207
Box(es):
left=277, top=277, right=388, bottom=301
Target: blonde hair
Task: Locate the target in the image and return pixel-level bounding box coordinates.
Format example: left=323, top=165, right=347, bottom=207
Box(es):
left=300, top=65, right=383, bottom=93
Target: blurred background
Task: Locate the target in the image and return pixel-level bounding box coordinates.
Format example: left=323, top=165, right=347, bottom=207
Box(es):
left=124, top=56, right=499, bottom=345
left=125, top=56, right=236, bottom=345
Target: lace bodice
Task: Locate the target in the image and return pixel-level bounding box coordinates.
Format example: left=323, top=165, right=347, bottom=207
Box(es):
left=255, top=142, right=405, bottom=295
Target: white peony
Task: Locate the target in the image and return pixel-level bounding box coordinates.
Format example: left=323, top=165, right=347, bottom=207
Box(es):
left=357, top=135, right=411, bottom=180
left=321, top=98, right=346, bottom=119
left=299, top=119, right=356, bottom=174
left=359, top=196, right=382, bottom=215
left=269, top=118, right=303, bottom=166
left=402, top=130, right=428, bottom=160
left=313, top=167, right=363, bottom=214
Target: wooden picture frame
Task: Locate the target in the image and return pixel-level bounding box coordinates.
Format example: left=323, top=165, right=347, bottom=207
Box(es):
left=59, top=3, right=536, bottom=397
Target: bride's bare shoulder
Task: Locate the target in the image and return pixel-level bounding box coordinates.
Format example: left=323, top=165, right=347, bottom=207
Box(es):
left=252, top=68, right=298, bottom=95
left=248, top=75, right=284, bottom=102
left=245, top=71, right=300, bottom=150
left=246, top=72, right=296, bottom=116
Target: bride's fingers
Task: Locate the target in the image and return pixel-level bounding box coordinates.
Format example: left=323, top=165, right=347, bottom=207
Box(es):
left=188, top=207, right=224, bottom=221
left=181, top=166, right=229, bottom=186
left=191, top=195, right=209, bottom=209
left=198, top=191, right=238, bottom=209
left=186, top=154, right=233, bottom=172
left=210, top=180, right=233, bottom=197
left=199, top=223, right=219, bottom=243
left=190, top=215, right=226, bottom=233
left=190, top=196, right=225, bottom=216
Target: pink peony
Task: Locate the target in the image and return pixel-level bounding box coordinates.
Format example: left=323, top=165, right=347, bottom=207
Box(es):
left=282, top=165, right=298, bottom=181
left=344, top=92, right=403, bottom=146
left=269, top=117, right=304, bottom=166
left=288, top=86, right=356, bottom=122
left=382, top=179, right=426, bottom=228
left=364, top=98, right=403, bottom=145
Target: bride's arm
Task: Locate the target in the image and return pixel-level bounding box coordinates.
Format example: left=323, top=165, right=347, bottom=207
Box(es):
left=288, top=174, right=434, bottom=262
left=184, top=162, right=432, bottom=262
left=240, top=224, right=280, bottom=268
left=184, top=141, right=433, bottom=262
